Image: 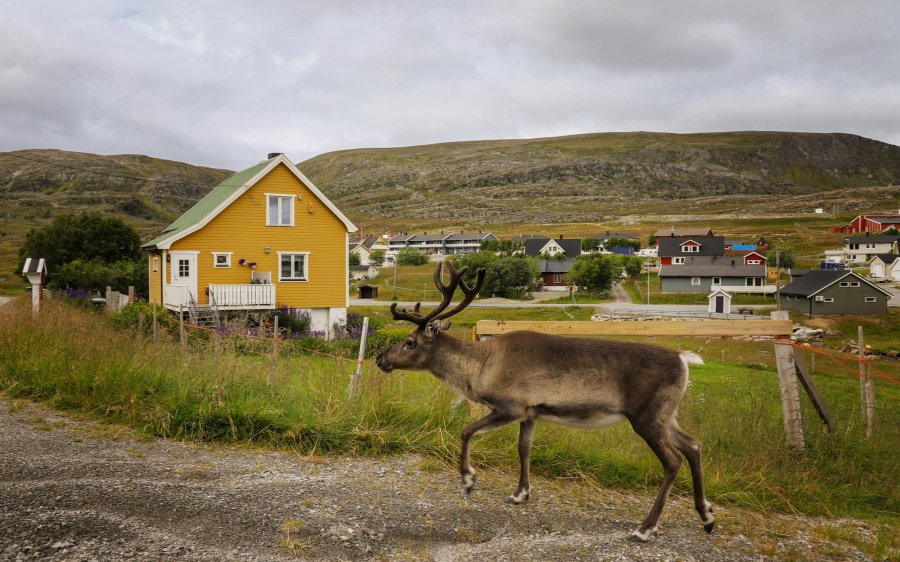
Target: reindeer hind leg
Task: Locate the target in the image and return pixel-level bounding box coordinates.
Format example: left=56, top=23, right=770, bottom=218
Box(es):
left=670, top=423, right=715, bottom=533
left=628, top=421, right=683, bottom=542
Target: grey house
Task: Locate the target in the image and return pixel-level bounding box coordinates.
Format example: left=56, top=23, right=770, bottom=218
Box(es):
left=659, top=256, right=769, bottom=293
left=779, top=270, right=892, bottom=315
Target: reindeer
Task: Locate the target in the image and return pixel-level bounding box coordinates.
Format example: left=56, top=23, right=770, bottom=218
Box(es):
left=375, top=261, right=714, bottom=542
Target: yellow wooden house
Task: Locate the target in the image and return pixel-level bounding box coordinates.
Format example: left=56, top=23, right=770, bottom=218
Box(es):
left=142, top=153, right=357, bottom=336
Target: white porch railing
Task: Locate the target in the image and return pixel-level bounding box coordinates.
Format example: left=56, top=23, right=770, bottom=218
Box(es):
left=208, top=284, right=276, bottom=309
left=163, top=284, right=193, bottom=308
left=716, top=284, right=778, bottom=294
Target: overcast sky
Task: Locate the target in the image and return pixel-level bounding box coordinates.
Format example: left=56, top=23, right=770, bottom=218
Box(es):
left=1, top=0, right=898, bottom=170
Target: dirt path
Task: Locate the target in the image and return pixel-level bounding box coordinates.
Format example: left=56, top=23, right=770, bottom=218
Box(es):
left=0, top=399, right=882, bottom=561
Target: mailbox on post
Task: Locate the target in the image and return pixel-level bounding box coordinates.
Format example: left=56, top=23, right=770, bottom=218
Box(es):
left=22, top=258, right=48, bottom=315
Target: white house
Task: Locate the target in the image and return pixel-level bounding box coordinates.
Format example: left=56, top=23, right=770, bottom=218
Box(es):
left=868, top=254, right=900, bottom=281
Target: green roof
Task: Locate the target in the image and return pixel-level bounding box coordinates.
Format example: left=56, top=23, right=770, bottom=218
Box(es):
left=142, top=158, right=274, bottom=249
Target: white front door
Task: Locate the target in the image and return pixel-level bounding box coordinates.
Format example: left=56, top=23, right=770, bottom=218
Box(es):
left=170, top=252, right=198, bottom=301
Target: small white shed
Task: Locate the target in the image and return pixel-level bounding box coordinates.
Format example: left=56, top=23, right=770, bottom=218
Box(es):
left=708, top=288, right=732, bottom=315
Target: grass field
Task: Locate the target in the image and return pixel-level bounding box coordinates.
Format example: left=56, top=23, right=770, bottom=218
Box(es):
left=1, top=298, right=898, bottom=541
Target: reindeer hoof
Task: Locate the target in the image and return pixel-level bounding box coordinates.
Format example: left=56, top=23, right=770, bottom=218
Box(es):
left=627, top=526, right=658, bottom=543
left=505, top=490, right=529, bottom=504
left=700, top=502, right=715, bottom=533
left=462, top=473, right=476, bottom=494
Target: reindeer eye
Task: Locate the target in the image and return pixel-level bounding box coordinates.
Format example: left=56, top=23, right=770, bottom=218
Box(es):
left=403, top=339, right=415, bottom=349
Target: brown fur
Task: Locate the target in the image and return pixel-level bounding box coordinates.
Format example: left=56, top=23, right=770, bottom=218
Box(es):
left=375, top=262, right=714, bottom=542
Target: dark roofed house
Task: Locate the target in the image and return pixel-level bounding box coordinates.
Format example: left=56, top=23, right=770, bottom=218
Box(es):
left=523, top=237, right=582, bottom=259
left=779, top=270, right=891, bottom=315
left=537, top=259, right=575, bottom=291
left=657, top=236, right=726, bottom=265
left=659, top=256, right=770, bottom=294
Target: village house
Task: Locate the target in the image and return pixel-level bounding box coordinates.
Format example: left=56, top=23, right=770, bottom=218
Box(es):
left=536, top=259, right=575, bottom=291
left=142, top=153, right=357, bottom=336
left=848, top=213, right=900, bottom=233
left=656, top=235, right=726, bottom=266
left=658, top=256, right=771, bottom=294
left=829, top=234, right=900, bottom=264
left=868, top=254, right=900, bottom=281
left=523, top=237, right=582, bottom=259
left=779, top=270, right=892, bottom=315
left=387, top=232, right=497, bottom=255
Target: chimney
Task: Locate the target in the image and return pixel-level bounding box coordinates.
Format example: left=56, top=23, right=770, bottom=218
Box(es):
left=268, top=152, right=283, bottom=159
left=559, top=234, right=564, bottom=239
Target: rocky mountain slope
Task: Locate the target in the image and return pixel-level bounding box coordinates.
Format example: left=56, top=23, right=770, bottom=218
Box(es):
left=299, top=131, right=900, bottom=224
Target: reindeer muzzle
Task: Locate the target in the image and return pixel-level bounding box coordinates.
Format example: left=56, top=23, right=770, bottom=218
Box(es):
left=375, top=352, right=393, bottom=373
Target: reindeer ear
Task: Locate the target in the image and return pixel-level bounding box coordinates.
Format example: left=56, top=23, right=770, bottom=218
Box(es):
left=425, top=320, right=450, bottom=336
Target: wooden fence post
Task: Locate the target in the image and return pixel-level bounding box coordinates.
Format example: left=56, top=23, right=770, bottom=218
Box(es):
left=349, top=317, right=369, bottom=400
left=152, top=303, right=159, bottom=343
left=106, top=286, right=112, bottom=315
left=771, top=311, right=805, bottom=450
left=179, top=304, right=186, bottom=357
left=268, top=316, right=279, bottom=386
left=865, top=365, right=876, bottom=438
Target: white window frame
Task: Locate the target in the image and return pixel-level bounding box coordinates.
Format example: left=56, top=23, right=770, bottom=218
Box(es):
left=212, top=252, right=232, bottom=268
left=823, top=297, right=834, bottom=303
left=712, top=277, right=722, bottom=285
left=865, top=296, right=877, bottom=303
left=673, top=257, right=686, bottom=265
left=682, top=244, right=699, bottom=253
left=152, top=256, right=159, bottom=273
left=278, top=252, right=309, bottom=282
left=691, top=277, right=701, bottom=286
left=746, top=259, right=761, bottom=265
left=266, top=194, right=296, bottom=227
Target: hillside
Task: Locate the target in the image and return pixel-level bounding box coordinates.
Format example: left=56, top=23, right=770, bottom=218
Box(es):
left=300, top=131, right=900, bottom=225
left=0, top=149, right=231, bottom=284
left=2, top=132, right=900, bottom=285
left=0, top=149, right=230, bottom=226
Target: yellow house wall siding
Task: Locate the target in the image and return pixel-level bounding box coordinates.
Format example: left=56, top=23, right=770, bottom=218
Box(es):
left=168, top=163, right=348, bottom=308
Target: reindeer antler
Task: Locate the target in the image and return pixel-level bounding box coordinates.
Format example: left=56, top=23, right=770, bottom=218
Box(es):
left=390, top=261, right=485, bottom=328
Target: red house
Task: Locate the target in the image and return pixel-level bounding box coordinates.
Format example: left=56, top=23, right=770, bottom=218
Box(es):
left=849, top=214, right=900, bottom=233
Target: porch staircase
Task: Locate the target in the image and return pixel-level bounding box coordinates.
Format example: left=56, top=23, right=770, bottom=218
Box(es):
left=187, top=294, right=221, bottom=328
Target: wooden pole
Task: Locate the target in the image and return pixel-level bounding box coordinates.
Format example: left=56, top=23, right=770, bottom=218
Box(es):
left=152, top=303, right=159, bottom=342
left=349, top=316, right=370, bottom=400
left=771, top=311, right=805, bottom=450
left=858, top=326, right=866, bottom=430
left=179, top=304, right=186, bottom=357
left=865, top=364, right=876, bottom=438
left=106, top=286, right=112, bottom=315
left=268, top=316, right=279, bottom=386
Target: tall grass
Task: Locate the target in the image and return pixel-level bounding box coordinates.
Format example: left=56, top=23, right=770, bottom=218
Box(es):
left=0, top=299, right=897, bottom=529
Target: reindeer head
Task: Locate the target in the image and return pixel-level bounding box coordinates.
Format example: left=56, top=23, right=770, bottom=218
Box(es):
left=375, top=261, right=485, bottom=373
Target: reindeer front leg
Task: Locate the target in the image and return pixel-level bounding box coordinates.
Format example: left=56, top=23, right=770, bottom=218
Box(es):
left=507, top=418, right=536, bottom=504
left=459, top=410, right=520, bottom=494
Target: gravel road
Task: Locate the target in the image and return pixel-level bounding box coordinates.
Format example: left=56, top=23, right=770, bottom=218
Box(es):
left=0, top=399, right=883, bottom=561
